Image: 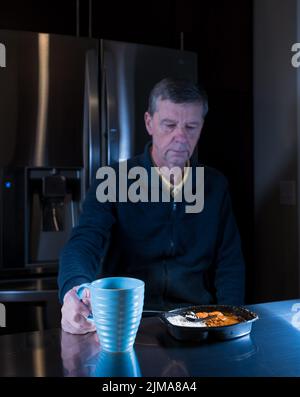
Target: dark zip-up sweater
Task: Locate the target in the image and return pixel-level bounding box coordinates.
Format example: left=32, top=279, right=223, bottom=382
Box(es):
left=58, top=142, right=245, bottom=309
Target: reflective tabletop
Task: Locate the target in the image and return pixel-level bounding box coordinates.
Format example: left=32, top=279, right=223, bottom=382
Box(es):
left=1, top=299, right=300, bottom=377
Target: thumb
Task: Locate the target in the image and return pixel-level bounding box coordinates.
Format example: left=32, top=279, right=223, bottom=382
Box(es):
left=82, top=297, right=92, bottom=311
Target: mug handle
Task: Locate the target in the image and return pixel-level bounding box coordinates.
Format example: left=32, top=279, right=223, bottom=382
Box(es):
left=76, top=283, right=94, bottom=322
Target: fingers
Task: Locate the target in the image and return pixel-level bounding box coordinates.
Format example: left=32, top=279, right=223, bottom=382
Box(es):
left=74, top=286, right=93, bottom=313
left=61, top=316, right=96, bottom=335
left=61, top=305, right=96, bottom=332
left=67, top=288, right=91, bottom=317
left=61, top=286, right=96, bottom=335
left=82, top=297, right=92, bottom=311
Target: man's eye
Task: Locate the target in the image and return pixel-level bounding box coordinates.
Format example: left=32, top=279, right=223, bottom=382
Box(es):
left=165, top=124, right=175, bottom=128
left=186, top=126, right=198, bottom=134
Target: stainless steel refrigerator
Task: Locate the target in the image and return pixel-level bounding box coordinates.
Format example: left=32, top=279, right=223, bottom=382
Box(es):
left=0, top=30, right=198, bottom=271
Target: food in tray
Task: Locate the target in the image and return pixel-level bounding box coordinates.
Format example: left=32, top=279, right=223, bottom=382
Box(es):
left=167, top=314, right=207, bottom=327
left=195, top=311, right=240, bottom=327
left=166, top=310, right=241, bottom=327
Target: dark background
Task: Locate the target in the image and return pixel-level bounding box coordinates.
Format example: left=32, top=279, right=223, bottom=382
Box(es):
left=0, top=0, right=254, bottom=302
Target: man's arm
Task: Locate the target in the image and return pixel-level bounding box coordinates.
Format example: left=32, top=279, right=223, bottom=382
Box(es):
left=58, top=179, right=116, bottom=303
left=214, top=182, right=245, bottom=305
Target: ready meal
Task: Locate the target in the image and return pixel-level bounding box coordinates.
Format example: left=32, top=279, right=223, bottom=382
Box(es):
left=161, top=305, right=258, bottom=341
left=195, top=310, right=240, bottom=327
left=167, top=310, right=241, bottom=327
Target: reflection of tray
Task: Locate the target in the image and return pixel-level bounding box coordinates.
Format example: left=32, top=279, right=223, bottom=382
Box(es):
left=159, top=305, right=258, bottom=342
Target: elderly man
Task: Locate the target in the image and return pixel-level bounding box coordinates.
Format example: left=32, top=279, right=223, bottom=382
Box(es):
left=59, top=78, right=245, bottom=334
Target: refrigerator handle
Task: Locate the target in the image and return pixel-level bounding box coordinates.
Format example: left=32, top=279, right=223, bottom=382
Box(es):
left=102, top=46, right=120, bottom=165
left=101, top=66, right=108, bottom=167
left=83, top=49, right=101, bottom=192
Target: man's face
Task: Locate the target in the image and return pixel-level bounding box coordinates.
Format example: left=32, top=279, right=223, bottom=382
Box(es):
left=145, top=99, right=204, bottom=168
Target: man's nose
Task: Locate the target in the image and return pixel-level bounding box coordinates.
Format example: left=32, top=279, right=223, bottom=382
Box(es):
left=174, top=125, right=188, bottom=142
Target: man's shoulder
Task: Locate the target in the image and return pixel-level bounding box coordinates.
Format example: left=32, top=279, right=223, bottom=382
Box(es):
left=200, top=165, right=229, bottom=193
left=203, top=165, right=228, bottom=184
left=109, top=151, right=145, bottom=169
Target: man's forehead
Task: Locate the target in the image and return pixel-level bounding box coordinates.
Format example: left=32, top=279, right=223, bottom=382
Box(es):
left=156, top=99, right=203, bottom=119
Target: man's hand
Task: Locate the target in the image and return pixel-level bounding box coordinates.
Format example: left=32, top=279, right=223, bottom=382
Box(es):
left=61, top=286, right=96, bottom=334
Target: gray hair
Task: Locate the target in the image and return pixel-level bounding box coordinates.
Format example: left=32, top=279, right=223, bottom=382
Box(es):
left=147, top=77, right=209, bottom=118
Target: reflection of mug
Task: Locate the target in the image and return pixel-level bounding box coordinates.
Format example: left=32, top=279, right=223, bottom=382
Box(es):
left=89, top=348, right=141, bottom=377
left=77, top=277, right=144, bottom=353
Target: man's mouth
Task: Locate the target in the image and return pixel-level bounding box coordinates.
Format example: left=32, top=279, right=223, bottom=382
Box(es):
left=170, top=150, right=188, bottom=155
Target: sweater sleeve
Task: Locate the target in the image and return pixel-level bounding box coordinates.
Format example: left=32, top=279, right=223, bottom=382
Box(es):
left=214, top=182, right=245, bottom=305
left=58, top=179, right=116, bottom=303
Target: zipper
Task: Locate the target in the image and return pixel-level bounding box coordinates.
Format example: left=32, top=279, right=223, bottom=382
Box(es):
left=162, top=260, right=168, bottom=304
left=169, top=199, right=176, bottom=254
left=163, top=200, right=177, bottom=303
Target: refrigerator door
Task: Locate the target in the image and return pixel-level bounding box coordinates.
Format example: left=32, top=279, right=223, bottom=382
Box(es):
left=0, top=31, right=100, bottom=268
left=102, top=40, right=198, bottom=164
left=0, top=30, right=99, bottom=169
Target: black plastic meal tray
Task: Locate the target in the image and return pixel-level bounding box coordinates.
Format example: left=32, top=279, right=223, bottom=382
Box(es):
left=159, top=305, right=258, bottom=342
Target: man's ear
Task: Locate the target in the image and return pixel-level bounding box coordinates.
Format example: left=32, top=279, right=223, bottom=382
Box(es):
left=144, top=112, right=153, bottom=136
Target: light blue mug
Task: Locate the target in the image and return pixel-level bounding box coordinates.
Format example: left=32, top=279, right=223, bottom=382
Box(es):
left=77, top=277, right=144, bottom=353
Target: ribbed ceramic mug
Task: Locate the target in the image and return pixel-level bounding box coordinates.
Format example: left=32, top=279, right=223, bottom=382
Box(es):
left=77, top=277, right=144, bottom=353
